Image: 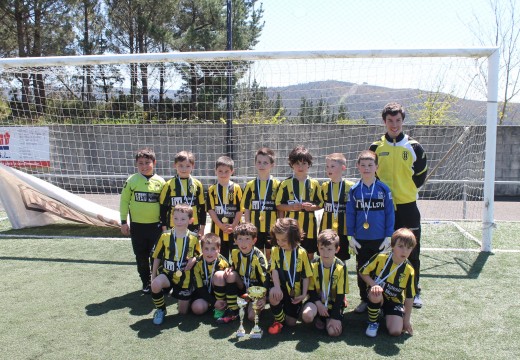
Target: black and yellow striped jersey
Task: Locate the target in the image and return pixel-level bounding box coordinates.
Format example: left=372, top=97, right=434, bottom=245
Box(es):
left=275, top=176, right=323, bottom=239
left=207, top=182, right=243, bottom=242
left=320, top=179, right=354, bottom=236
left=120, top=173, right=165, bottom=224
left=230, top=247, right=268, bottom=288
left=359, top=252, right=416, bottom=304
left=240, top=176, right=281, bottom=233
left=308, top=257, right=349, bottom=319
left=269, top=245, right=312, bottom=297
left=193, top=254, right=230, bottom=290
left=152, top=230, right=200, bottom=288
left=159, top=175, right=206, bottom=228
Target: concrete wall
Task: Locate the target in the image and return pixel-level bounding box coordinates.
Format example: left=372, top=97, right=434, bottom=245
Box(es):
left=46, top=124, right=519, bottom=198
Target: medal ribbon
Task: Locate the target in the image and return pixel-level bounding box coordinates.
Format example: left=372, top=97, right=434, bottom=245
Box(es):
left=292, top=176, right=308, bottom=204
left=360, top=181, right=375, bottom=226
left=177, top=176, right=195, bottom=206
left=216, top=183, right=229, bottom=217
left=319, top=259, right=336, bottom=307
left=172, top=230, right=189, bottom=271
left=203, top=258, right=217, bottom=292
left=282, top=248, right=297, bottom=293
left=256, top=177, right=271, bottom=213
left=330, top=180, right=343, bottom=220
left=240, top=251, right=254, bottom=289
left=374, top=254, right=404, bottom=286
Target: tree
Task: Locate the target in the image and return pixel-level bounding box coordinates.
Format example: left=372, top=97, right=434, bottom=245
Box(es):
left=409, top=90, right=459, bottom=125
left=468, top=0, right=520, bottom=124
left=173, top=0, right=264, bottom=121
left=0, top=0, right=77, bottom=119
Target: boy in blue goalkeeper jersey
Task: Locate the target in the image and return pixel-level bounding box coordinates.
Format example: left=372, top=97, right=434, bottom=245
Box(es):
left=347, top=150, right=394, bottom=313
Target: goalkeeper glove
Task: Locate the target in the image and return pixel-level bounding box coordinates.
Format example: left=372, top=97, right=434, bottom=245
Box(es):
left=348, top=236, right=361, bottom=255
left=379, top=237, right=391, bottom=253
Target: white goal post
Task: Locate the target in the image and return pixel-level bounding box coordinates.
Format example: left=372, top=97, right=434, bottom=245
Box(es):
left=0, top=48, right=499, bottom=251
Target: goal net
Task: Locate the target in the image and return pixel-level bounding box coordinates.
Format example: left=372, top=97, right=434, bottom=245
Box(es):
left=0, top=48, right=499, bottom=250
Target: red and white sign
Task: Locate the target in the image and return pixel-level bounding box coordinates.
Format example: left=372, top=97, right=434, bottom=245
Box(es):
left=0, top=127, right=50, bottom=168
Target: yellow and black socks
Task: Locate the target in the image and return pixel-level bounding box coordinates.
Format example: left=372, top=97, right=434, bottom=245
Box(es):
left=270, top=301, right=285, bottom=323
left=367, top=301, right=381, bottom=323
left=152, top=291, right=166, bottom=310
left=226, top=282, right=239, bottom=311
left=213, top=284, right=226, bottom=303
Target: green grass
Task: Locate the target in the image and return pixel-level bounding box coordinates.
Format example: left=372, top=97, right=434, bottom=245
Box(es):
left=1, top=223, right=519, bottom=359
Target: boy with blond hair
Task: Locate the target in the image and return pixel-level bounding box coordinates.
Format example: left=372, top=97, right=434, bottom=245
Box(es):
left=320, top=153, right=354, bottom=261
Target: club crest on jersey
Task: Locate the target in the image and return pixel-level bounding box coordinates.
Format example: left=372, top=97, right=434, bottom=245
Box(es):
left=402, top=151, right=408, bottom=160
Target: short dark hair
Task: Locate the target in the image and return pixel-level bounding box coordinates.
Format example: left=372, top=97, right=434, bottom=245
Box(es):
left=391, top=228, right=417, bottom=248
left=288, top=145, right=313, bottom=167
left=357, top=150, right=378, bottom=165
left=174, top=151, right=195, bottom=165
left=255, top=147, right=275, bottom=164
left=135, top=147, right=156, bottom=162
left=234, top=222, right=258, bottom=238
left=270, top=218, right=303, bottom=248
left=382, top=102, right=406, bottom=121
left=201, top=233, right=221, bottom=248
left=317, top=229, right=340, bottom=249
left=173, top=203, right=193, bottom=218
left=216, top=156, right=234, bottom=170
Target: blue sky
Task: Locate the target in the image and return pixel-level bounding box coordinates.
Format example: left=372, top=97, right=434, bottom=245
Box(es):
left=255, top=0, right=492, bottom=50
left=246, top=0, right=501, bottom=101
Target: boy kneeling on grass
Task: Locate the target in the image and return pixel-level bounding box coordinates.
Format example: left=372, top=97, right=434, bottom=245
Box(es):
left=359, top=228, right=417, bottom=338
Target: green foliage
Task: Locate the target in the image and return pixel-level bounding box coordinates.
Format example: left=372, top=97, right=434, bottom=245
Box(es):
left=409, top=91, right=459, bottom=125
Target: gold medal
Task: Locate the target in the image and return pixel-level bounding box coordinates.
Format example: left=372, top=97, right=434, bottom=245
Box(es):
left=333, top=221, right=338, bottom=229
left=175, top=270, right=182, bottom=277
left=363, top=222, right=370, bottom=230
left=259, top=211, right=265, bottom=222
left=290, top=289, right=295, bottom=297
left=222, top=217, right=229, bottom=223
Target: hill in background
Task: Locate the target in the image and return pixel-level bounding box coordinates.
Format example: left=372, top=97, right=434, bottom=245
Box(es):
left=266, top=80, right=520, bottom=125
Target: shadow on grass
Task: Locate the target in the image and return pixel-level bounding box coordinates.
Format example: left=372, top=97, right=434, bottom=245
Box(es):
left=341, top=311, right=409, bottom=356
left=0, top=223, right=125, bottom=238
left=85, top=291, right=154, bottom=317
left=0, top=256, right=134, bottom=266
left=421, top=251, right=491, bottom=279
left=129, top=311, right=204, bottom=339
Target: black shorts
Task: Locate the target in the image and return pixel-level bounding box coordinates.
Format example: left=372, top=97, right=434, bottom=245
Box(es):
left=336, top=235, right=351, bottom=261
left=256, top=232, right=273, bottom=250
left=300, top=236, right=318, bottom=254
left=382, top=298, right=405, bottom=318
left=170, top=282, right=194, bottom=301
left=280, top=287, right=303, bottom=318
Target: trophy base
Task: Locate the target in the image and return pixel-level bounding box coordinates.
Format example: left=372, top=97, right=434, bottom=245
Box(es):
left=236, top=330, right=246, bottom=338
left=249, top=330, right=263, bottom=339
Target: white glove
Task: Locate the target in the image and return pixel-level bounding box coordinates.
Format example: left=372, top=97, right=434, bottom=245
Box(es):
left=379, top=237, right=391, bottom=253
left=348, top=236, right=361, bottom=255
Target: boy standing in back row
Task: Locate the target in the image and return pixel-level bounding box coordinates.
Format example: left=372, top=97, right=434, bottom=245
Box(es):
left=120, top=147, right=165, bottom=294
left=207, top=156, right=243, bottom=260
left=159, top=151, right=206, bottom=238
left=276, top=145, right=323, bottom=259
left=241, top=147, right=281, bottom=261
